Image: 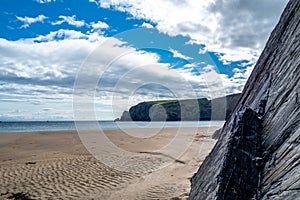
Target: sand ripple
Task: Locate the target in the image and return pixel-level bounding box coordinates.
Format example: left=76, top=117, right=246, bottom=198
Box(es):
left=136, top=183, right=188, bottom=200
left=0, top=155, right=138, bottom=199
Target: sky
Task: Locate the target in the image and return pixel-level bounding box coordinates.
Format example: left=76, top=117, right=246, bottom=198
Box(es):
left=0, top=0, right=289, bottom=121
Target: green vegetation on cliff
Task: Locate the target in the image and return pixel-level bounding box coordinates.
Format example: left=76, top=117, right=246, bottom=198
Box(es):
left=119, top=93, right=241, bottom=121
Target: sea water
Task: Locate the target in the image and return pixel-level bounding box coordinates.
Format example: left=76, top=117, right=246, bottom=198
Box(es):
left=0, top=121, right=225, bottom=132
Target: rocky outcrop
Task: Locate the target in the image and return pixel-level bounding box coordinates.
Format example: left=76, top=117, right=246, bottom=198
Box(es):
left=120, top=93, right=241, bottom=121
left=189, top=0, right=300, bottom=199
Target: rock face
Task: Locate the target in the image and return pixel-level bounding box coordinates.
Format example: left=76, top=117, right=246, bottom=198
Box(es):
left=189, top=0, right=300, bottom=199
left=120, top=93, right=241, bottom=121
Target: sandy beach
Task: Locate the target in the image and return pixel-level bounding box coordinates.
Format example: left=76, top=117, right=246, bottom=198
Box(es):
left=0, top=126, right=220, bottom=199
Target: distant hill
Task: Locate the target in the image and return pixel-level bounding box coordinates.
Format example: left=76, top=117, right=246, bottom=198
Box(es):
left=118, top=93, right=241, bottom=121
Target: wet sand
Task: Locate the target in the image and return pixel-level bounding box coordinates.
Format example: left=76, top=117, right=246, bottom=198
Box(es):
left=0, top=126, right=220, bottom=199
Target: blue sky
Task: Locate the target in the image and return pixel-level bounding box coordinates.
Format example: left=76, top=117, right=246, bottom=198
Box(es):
left=0, top=0, right=288, bottom=121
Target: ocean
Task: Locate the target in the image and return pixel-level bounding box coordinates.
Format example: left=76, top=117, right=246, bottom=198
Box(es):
left=0, top=121, right=225, bottom=132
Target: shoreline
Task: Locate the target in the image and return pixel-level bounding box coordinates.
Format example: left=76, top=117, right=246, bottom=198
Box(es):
left=0, top=125, right=221, bottom=134
left=0, top=120, right=225, bottom=133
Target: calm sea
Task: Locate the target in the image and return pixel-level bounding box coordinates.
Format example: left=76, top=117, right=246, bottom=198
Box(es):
left=0, top=121, right=225, bottom=132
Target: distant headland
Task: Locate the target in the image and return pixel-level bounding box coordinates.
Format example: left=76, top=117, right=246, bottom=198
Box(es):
left=117, top=93, right=241, bottom=121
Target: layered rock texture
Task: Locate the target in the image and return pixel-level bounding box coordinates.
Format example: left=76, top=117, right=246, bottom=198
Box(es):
left=189, top=0, right=300, bottom=199
left=119, top=93, right=241, bottom=121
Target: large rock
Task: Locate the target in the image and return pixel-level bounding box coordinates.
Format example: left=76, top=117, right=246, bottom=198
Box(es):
left=189, top=0, right=300, bottom=199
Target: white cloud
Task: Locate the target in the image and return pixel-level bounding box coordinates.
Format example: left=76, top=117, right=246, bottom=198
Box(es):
left=0, top=34, right=97, bottom=120
left=1, top=28, right=239, bottom=120
left=52, top=15, right=86, bottom=27
left=0, top=18, right=257, bottom=120
left=16, top=14, right=48, bottom=28
left=35, top=0, right=55, bottom=3
left=198, top=47, right=207, bottom=55
left=34, top=29, right=99, bottom=41
left=0, top=30, right=103, bottom=102
left=169, top=48, right=192, bottom=60
left=97, top=0, right=289, bottom=64
left=90, top=21, right=109, bottom=29
left=3, top=1, right=281, bottom=121
left=199, top=65, right=250, bottom=98
left=88, top=0, right=98, bottom=4
left=141, top=22, right=154, bottom=29
left=1, top=30, right=200, bottom=120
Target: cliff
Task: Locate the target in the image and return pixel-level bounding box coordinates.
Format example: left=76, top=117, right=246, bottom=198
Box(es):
left=189, top=0, right=300, bottom=199
left=119, top=93, right=241, bottom=121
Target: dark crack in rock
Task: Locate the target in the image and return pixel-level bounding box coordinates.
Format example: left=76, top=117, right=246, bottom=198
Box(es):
left=216, top=108, right=262, bottom=200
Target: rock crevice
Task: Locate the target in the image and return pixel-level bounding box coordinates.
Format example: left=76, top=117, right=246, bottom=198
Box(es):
left=215, top=107, right=262, bottom=200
